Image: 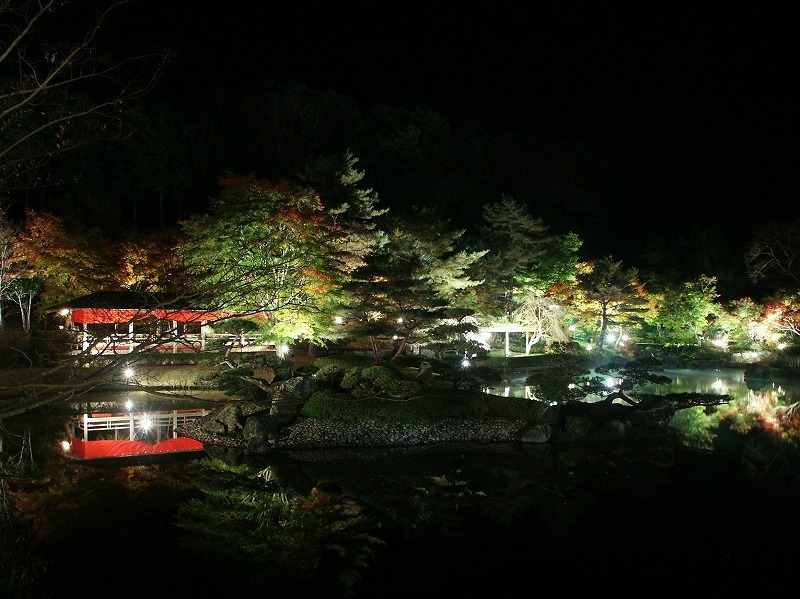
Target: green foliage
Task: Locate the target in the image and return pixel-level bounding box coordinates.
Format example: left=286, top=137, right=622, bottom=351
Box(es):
left=313, top=364, right=348, bottom=387
left=476, top=195, right=563, bottom=320
left=212, top=317, right=262, bottom=334
left=647, top=275, right=720, bottom=346
left=338, top=365, right=422, bottom=398
left=196, top=353, right=293, bottom=400
left=669, top=405, right=721, bottom=449
left=180, top=176, right=348, bottom=346
left=301, top=386, right=549, bottom=423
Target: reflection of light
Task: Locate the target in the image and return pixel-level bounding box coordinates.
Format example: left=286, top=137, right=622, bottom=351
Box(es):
left=713, top=378, right=723, bottom=390
left=503, top=387, right=511, bottom=397
left=124, top=367, right=134, bottom=380
left=605, top=377, right=617, bottom=388
left=334, top=316, right=343, bottom=324
left=397, top=318, right=404, bottom=323
left=125, top=399, right=133, bottom=411
left=568, top=383, right=577, bottom=389
left=461, top=358, right=471, bottom=368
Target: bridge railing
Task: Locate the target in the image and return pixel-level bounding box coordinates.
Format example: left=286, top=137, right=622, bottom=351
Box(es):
left=72, top=408, right=210, bottom=442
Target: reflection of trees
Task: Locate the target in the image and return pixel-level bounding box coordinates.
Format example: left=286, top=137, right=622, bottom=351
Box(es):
left=175, top=457, right=385, bottom=595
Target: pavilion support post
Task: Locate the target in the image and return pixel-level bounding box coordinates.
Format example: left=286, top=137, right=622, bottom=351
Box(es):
left=172, top=320, right=178, bottom=353
left=129, top=412, right=134, bottom=441
left=505, top=331, right=510, bottom=358
left=128, top=321, right=134, bottom=354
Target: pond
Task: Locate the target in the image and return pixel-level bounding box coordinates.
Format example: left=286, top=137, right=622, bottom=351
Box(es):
left=6, top=368, right=800, bottom=597
left=484, top=366, right=800, bottom=404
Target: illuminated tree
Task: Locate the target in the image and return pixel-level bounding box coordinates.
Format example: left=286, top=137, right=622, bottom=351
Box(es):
left=476, top=195, right=551, bottom=320
left=572, top=257, right=651, bottom=350
left=647, top=275, right=720, bottom=346
left=4, top=276, right=42, bottom=332
left=0, top=207, right=17, bottom=328
left=756, top=293, right=800, bottom=341
left=180, top=176, right=353, bottom=347
left=116, top=227, right=189, bottom=292
left=474, top=196, right=581, bottom=353
left=298, top=151, right=389, bottom=274
left=13, top=209, right=120, bottom=304
left=340, top=207, right=485, bottom=361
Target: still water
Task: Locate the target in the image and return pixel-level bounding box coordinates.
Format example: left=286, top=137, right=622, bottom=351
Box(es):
left=485, top=366, right=800, bottom=403
left=19, top=368, right=800, bottom=597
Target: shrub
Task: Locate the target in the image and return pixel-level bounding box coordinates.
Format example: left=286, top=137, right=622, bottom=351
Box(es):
left=312, top=364, right=347, bottom=387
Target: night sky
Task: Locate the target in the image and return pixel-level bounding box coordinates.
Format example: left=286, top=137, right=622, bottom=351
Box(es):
left=115, top=2, right=796, bottom=269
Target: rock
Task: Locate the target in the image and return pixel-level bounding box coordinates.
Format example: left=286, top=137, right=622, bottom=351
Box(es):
left=201, top=404, right=245, bottom=438
left=517, top=423, right=552, bottom=443
left=269, top=375, right=319, bottom=416
left=243, top=413, right=278, bottom=454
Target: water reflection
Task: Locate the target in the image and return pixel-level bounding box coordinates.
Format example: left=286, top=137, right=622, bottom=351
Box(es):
left=485, top=367, right=800, bottom=405
left=17, top=368, right=800, bottom=597
left=188, top=435, right=799, bottom=595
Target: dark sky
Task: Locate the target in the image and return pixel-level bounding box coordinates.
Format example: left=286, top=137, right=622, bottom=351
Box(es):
left=116, top=2, right=796, bottom=266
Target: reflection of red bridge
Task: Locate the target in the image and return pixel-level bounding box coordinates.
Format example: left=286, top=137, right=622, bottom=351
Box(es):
left=65, top=408, right=209, bottom=460
left=69, top=436, right=205, bottom=459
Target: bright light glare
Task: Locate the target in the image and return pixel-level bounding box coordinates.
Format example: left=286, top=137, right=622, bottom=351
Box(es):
left=461, top=358, right=470, bottom=368
left=125, top=399, right=133, bottom=411
left=140, top=416, right=153, bottom=431
left=713, top=378, right=723, bottom=390
left=124, top=367, right=134, bottom=379
left=60, top=440, right=71, bottom=452
left=334, top=316, right=343, bottom=324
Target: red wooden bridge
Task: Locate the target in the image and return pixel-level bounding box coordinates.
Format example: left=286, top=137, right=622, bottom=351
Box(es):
left=63, top=408, right=209, bottom=460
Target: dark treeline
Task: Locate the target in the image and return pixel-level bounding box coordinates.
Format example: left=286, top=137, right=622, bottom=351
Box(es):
left=4, top=80, right=756, bottom=300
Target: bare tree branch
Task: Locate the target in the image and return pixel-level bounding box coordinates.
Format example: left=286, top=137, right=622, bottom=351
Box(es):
left=0, top=0, right=172, bottom=189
